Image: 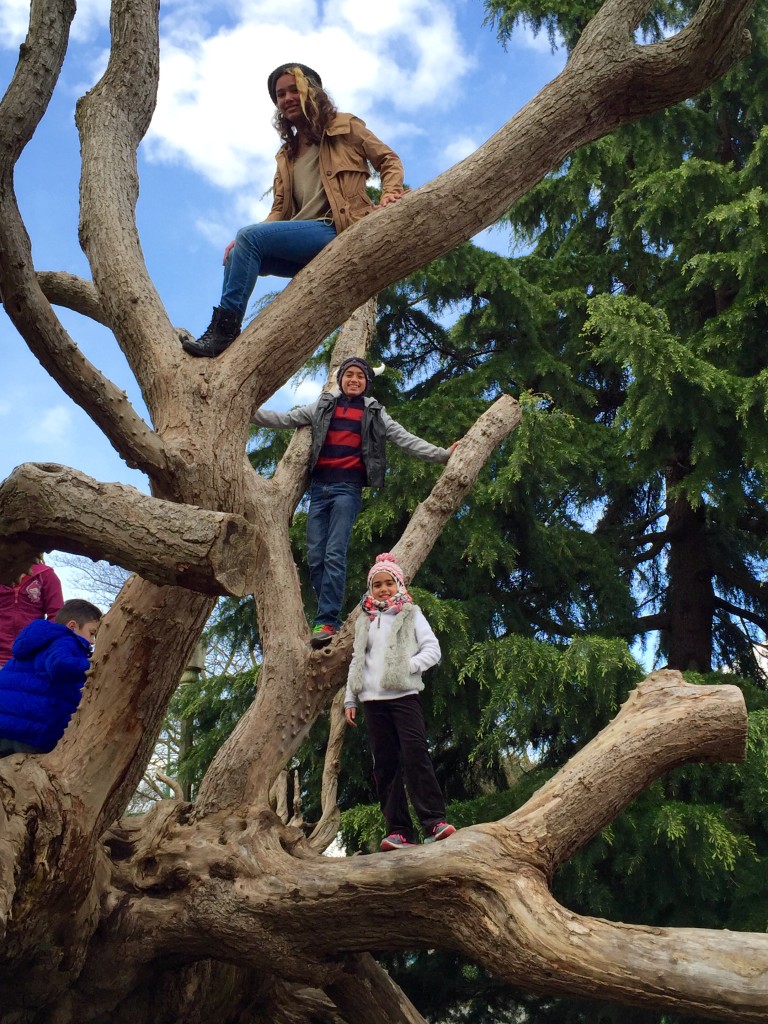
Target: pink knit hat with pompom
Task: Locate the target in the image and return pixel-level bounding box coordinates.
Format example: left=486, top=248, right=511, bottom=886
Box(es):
left=367, top=552, right=407, bottom=593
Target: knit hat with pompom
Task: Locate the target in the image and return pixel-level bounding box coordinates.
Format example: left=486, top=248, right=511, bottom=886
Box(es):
left=367, top=552, right=407, bottom=593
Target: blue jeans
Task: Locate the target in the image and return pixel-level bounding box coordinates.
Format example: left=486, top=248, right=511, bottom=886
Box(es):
left=306, top=482, right=362, bottom=629
left=220, top=220, right=337, bottom=315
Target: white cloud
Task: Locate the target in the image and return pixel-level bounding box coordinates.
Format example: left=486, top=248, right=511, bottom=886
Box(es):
left=0, top=0, right=29, bottom=44
left=293, top=378, right=323, bottom=404
left=0, top=0, right=110, bottom=48
left=27, top=406, right=74, bottom=446
left=442, top=135, right=480, bottom=166
left=69, top=0, right=111, bottom=43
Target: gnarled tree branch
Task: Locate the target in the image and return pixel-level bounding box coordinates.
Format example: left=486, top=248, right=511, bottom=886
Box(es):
left=0, top=463, right=260, bottom=596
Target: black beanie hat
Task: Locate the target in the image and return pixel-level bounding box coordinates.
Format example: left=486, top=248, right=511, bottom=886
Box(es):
left=337, top=357, right=374, bottom=393
left=267, top=64, right=322, bottom=104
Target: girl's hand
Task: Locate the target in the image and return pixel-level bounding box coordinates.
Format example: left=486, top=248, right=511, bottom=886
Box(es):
left=223, top=240, right=236, bottom=265
left=345, top=706, right=357, bottom=727
left=449, top=440, right=461, bottom=455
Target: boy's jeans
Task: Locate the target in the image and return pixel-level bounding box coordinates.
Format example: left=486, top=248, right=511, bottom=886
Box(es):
left=306, top=481, right=362, bottom=629
left=220, top=220, right=337, bottom=316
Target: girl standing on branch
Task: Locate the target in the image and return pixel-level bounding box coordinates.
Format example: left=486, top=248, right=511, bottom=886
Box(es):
left=183, top=63, right=406, bottom=357
left=344, top=553, right=456, bottom=851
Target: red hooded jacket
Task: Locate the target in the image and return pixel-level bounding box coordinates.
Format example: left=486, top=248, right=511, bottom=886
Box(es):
left=0, top=564, right=64, bottom=667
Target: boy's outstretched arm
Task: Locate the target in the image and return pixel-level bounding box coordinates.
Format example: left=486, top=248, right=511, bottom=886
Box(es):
left=251, top=400, right=317, bottom=430
left=382, top=410, right=459, bottom=464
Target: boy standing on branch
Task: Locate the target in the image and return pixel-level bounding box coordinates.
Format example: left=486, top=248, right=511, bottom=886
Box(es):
left=252, top=358, right=459, bottom=647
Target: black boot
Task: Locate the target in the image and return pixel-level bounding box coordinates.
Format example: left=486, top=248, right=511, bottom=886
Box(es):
left=182, top=306, right=243, bottom=357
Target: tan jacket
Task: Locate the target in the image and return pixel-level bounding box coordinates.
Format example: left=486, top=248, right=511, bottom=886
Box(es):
left=265, top=113, right=405, bottom=234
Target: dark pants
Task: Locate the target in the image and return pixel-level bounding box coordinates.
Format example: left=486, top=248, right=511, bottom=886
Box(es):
left=364, top=694, right=446, bottom=842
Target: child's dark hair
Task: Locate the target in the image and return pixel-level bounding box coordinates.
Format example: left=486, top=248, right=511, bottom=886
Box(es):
left=55, top=599, right=102, bottom=627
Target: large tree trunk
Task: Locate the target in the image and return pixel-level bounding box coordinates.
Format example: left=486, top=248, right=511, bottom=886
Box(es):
left=665, top=455, right=715, bottom=671
left=0, top=1, right=763, bottom=1021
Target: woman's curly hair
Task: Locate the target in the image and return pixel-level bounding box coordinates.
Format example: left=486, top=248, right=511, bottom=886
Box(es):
left=272, top=66, right=338, bottom=156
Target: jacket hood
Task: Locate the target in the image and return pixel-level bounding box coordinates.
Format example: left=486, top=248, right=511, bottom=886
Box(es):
left=11, top=620, right=73, bottom=659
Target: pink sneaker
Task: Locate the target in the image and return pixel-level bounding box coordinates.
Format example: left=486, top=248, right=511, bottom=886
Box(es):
left=380, top=833, right=417, bottom=851
left=424, top=822, right=456, bottom=844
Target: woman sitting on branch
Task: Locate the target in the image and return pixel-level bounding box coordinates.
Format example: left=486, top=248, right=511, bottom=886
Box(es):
left=183, top=63, right=406, bottom=357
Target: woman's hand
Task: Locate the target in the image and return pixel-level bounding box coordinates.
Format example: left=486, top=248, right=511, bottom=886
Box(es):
left=345, top=706, right=357, bottom=727
left=377, top=192, right=406, bottom=208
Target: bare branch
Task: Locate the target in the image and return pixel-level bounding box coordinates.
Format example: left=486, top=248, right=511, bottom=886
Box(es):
left=76, top=0, right=180, bottom=406
left=272, top=771, right=290, bottom=823
left=288, top=769, right=304, bottom=828
left=0, top=463, right=261, bottom=597
left=36, top=271, right=109, bottom=325
left=0, top=0, right=73, bottom=166
left=156, top=771, right=183, bottom=801
left=308, top=689, right=346, bottom=853
left=394, top=395, right=522, bottom=579
left=714, top=597, right=768, bottom=632
left=326, top=954, right=428, bottom=1024
left=0, top=4, right=166, bottom=479
left=507, top=671, right=747, bottom=870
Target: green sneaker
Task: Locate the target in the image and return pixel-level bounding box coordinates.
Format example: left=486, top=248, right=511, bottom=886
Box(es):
left=310, top=624, right=337, bottom=649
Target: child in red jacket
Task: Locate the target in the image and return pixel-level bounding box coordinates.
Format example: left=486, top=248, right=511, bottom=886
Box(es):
left=0, top=556, right=64, bottom=666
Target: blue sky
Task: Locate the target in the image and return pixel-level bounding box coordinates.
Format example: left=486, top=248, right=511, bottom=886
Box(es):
left=0, top=0, right=564, bottom=594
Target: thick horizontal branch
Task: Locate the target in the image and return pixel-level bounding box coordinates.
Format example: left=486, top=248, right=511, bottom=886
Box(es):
left=0, top=463, right=260, bottom=596
left=634, top=611, right=670, bottom=632
left=221, top=0, right=753, bottom=411
left=506, top=671, right=747, bottom=871
left=713, top=560, right=768, bottom=605
left=103, top=668, right=761, bottom=1022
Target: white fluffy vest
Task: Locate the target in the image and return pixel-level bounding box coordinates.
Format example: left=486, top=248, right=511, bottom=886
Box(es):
left=347, top=604, right=425, bottom=696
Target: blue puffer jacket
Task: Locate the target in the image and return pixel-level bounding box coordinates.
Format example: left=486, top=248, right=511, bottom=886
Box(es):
left=0, top=619, right=92, bottom=752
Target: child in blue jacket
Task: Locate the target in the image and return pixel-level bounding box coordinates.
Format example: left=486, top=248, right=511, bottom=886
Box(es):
left=0, top=598, right=102, bottom=755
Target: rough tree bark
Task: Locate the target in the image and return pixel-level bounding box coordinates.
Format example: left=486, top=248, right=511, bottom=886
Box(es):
left=0, top=1, right=763, bottom=1022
